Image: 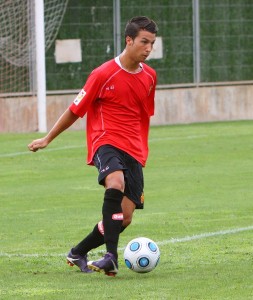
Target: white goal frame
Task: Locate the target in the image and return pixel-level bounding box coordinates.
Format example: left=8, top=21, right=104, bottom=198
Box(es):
left=35, top=0, right=47, bottom=132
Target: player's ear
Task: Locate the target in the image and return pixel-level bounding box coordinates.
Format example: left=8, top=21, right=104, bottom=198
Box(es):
left=126, top=36, right=133, bottom=46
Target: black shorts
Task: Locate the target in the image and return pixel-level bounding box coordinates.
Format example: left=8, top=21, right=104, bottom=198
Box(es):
left=93, top=145, right=144, bottom=209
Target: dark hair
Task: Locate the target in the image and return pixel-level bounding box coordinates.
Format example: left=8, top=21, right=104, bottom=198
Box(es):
left=124, top=16, right=158, bottom=40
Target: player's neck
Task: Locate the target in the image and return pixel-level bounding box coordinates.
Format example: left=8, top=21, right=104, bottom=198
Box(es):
left=119, top=51, right=142, bottom=73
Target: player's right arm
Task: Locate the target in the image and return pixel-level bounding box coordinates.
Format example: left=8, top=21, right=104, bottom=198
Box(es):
left=28, top=63, right=107, bottom=152
left=28, top=108, right=79, bottom=152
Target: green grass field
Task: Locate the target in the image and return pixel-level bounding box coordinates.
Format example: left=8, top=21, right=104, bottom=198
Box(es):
left=0, top=121, right=253, bottom=299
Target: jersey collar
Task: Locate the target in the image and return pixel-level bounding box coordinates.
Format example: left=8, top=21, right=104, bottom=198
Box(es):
left=115, top=56, right=143, bottom=74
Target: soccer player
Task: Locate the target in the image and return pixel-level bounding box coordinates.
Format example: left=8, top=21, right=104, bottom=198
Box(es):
left=28, top=16, right=158, bottom=276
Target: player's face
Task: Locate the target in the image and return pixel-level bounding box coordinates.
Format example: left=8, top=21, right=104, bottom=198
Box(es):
left=126, top=30, right=156, bottom=62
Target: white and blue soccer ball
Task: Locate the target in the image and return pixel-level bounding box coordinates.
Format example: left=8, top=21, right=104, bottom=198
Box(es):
left=124, top=237, right=160, bottom=273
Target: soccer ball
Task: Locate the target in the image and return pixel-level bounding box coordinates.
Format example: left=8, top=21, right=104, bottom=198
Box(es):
left=124, top=237, right=160, bottom=273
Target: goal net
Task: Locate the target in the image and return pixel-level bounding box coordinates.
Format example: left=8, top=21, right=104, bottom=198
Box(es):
left=0, top=0, right=68, bottom=95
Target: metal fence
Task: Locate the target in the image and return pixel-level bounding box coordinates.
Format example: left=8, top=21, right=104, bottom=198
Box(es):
left=46, top=0, right=253, bottom=90
left=1, top=0, right=253, bottom=95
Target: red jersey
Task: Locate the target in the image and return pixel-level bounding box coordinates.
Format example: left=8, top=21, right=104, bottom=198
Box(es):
left=69, top=56, right=156, bottom=166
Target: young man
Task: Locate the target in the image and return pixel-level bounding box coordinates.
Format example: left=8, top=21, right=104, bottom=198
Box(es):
left=28, top=16, right=158, bottom=276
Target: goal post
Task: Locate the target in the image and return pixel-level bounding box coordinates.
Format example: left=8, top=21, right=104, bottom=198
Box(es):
left=0, top=0, right=69, bottom=132
left=35, top=0, right=47, bottom=132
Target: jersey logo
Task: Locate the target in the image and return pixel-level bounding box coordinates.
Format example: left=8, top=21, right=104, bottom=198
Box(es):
left=73, top=89, right=86, bottom=106
left=100, top=166, right=109, bottom=173
left=98, top=220, right=104, bottom=235
left=105, top=85, right=114, bottom=91
left=112, top=213, right=123, bottom=220
left=140, top=193, right=145, bottom=203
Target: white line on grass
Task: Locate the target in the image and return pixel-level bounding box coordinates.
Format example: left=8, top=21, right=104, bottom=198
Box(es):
left=149, top=135, right=207, bottom=143
left=0, top=134, right=208, bottom=158
left=0, top=145, right=83, bottom=158
left=0, top=225, right=252, bottom=258
left=156, top=225, right=253, bottom=246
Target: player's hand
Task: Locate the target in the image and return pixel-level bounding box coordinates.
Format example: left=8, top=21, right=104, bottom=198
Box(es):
left=28, top=137, right=49, bottom=152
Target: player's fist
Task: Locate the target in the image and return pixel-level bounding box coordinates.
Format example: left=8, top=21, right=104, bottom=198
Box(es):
left=28, top=137, right=49, bottom=152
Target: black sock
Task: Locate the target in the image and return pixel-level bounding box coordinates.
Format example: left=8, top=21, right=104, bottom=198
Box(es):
left=71, top=224, right=126, bottom=256
left=120, top=225, right=126, bottom=233
left=103, top=188, right=124, bottom=259
left=72, top=223, right=104, bottom=256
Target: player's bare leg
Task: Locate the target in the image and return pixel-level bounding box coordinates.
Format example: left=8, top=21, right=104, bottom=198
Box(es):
left=122, top=196, right=136, bottom=227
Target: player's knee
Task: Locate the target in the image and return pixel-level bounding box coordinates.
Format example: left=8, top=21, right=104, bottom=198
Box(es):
left=122, top=215, right=133, bottom=227
left=123, top=219, right=132, bottom=228
left=105, top=171, right=125, bottom=192
left=110, top=181, right=124, bottom=192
